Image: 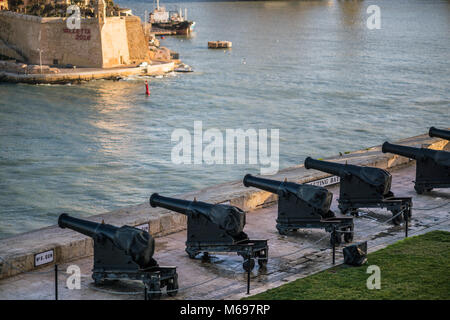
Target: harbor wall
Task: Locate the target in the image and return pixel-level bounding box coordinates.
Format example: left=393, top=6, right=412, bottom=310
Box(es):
left=0, top=61, right=175, bottom=84
left=100, top=17, right=130, bottom=67
left=0, top=133, right=448, bottom=279
left=0, top=12, right=150, bottom=68
left=125, top=16, right=151, bottom=64
left=0, top=11, right=103, bottom=67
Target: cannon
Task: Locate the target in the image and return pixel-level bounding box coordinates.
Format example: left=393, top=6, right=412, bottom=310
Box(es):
left=382, top=142, right=450, bottom=194
left=243, top=174, right=354, bottom=245
left=58, top=213, right=178, bottom=299
left=150, top=194, right=268, bottom=271
left=304, top=157, right=412, bottom=225
left=429, top=127, right=450, bottom=141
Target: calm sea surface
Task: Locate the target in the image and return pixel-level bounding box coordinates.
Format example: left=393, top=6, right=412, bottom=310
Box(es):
left=0, top=0, right=449, bottom=238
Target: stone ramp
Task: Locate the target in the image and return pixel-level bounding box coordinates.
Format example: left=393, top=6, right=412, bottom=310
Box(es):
left=0, top=133, right=448, bottom=281
left=0, top=164, right=449, bottom=300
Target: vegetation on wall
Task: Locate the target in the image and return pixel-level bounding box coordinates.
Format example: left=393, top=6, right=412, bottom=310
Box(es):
left=8, top=0, right=123, bottom=18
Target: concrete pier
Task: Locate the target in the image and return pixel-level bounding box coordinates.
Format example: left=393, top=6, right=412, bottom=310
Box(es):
left=0, top=61, right=175, bottom=84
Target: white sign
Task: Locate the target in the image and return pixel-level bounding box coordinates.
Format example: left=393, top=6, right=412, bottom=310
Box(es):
left=135, top=223, right=149, bottom=233
left=306, top=176, right=340, bottom=187
left=34, top=249, right=54, bottom=267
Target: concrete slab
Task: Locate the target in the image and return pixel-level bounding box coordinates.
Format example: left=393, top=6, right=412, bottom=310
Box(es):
left=1, top=163, right=449, bottom=300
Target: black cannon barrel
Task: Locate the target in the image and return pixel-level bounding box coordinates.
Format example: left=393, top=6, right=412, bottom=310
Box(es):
left=382, top=142, right=420, bottom=160
left=304, top=157, right=347, bottom=176
left=150, top=193, right=246, bottom=237
left=58, top=213, right=155, bottom=268
left=150, top=193, right=192, bottom=215
left=244, top=174, right=333, bottom=214
left=58, top=213, right=117, bottom=239
left=429, top=127, right=450, bottom=141
left=150, top=193, right=213, bottom=216
left=243, top=174, right=285, bottom=195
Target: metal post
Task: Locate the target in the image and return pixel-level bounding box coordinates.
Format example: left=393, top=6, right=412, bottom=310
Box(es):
left=246, top=258, right=251, bottom=295
left=332, top=228, right=336, bottom=265
left=144, top=286, right=148, bottom=301
left=54, top=264, right=58, bottom=300
left=405, top=213, right=408, bottom=238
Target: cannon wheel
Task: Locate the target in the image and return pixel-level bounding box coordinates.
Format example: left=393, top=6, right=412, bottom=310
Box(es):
left=338, top=205, right=349, bottom=215
left=166, top=275, right=179, bottom=297
left=276, top=225, right=289, bottom=236
left=340, top=207, right=358, bottom=217
left=243, top=258, right=255, bottom=272
left=147, top=281, right=162, bottom=300
left=391, top=209, right=403, bottom=225
left=258, top=258, right=268, bottom=268
left=185, top=248, right=198, bottom=259
left=414, top=185, right=425, bottom=194
left=92, top=273, right=105, bottom=285
left=330, top=231, right=342, bottom=246
left=344, top=227, right=354, bottom=243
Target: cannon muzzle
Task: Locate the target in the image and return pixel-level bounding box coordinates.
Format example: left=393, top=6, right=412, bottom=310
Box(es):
left=304, top=157, right=346, bottom=176
left=58, top=213, right=155, bottom=268
left=150, top=193, right=194, bottom=216
left=58, top=213, right=117, bottom=239
left=429, top=127, right=450, bottom=141
left=382, top=142, right=419, bottom=160
left=243, top=174, right=285, bottom=195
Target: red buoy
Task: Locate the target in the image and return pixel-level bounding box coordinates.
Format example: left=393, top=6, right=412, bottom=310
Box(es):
left=145, top=80, right=150, bottom=96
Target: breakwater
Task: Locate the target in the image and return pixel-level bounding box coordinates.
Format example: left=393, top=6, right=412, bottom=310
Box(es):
left=0, top=62, right=175, bottom=84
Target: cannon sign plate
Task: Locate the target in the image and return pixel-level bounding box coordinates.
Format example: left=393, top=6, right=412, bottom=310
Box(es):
left=135, top=223, right=149, bottom=233
left=306, top=176, right=340, bottom=187
left=34, top=249, right=54, bottom=267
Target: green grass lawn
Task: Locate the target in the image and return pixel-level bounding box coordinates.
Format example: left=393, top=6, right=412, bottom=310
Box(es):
left=246, top=230, right=450, bottom=300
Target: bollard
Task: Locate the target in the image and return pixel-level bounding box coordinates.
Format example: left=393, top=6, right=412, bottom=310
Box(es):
left=145, top=80, right=150, bottom=96
left=332, top=228, right=336, bottom=265
left=405, top=215, right=408, bottom=238
left=54, top=264, right=58, bottom=300
left=144, top=286, right=148, bottom=301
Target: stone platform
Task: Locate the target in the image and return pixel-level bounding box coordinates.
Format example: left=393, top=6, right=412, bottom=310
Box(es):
left=0, top=148, right=449, bottom=299
left=1, top=132, right=448, bottom=281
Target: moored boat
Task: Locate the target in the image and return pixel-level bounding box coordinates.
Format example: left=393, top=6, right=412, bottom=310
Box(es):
left=150, top=0, right=195, bottom=35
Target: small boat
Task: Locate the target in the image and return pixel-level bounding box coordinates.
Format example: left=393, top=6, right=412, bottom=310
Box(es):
left=208, top=41, right=232, bottom=49
left=150, top=0, right=195, bottom=36
left=174, top=63, right=193, bottom=73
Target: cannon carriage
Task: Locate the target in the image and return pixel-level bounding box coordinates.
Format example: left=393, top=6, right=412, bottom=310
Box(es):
left=243, top=174, right=354, bottom=245
left=58, top=214, right=178, bottom=300
left=149, top=194, right=268, bottom=272
left=304, top=158, right=412, bottom=225
left=382, top=142, right=450, bottom=194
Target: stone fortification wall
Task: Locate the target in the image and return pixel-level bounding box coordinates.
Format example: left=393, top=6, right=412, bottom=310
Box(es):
left=0, top=12, right=149, bottom=68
